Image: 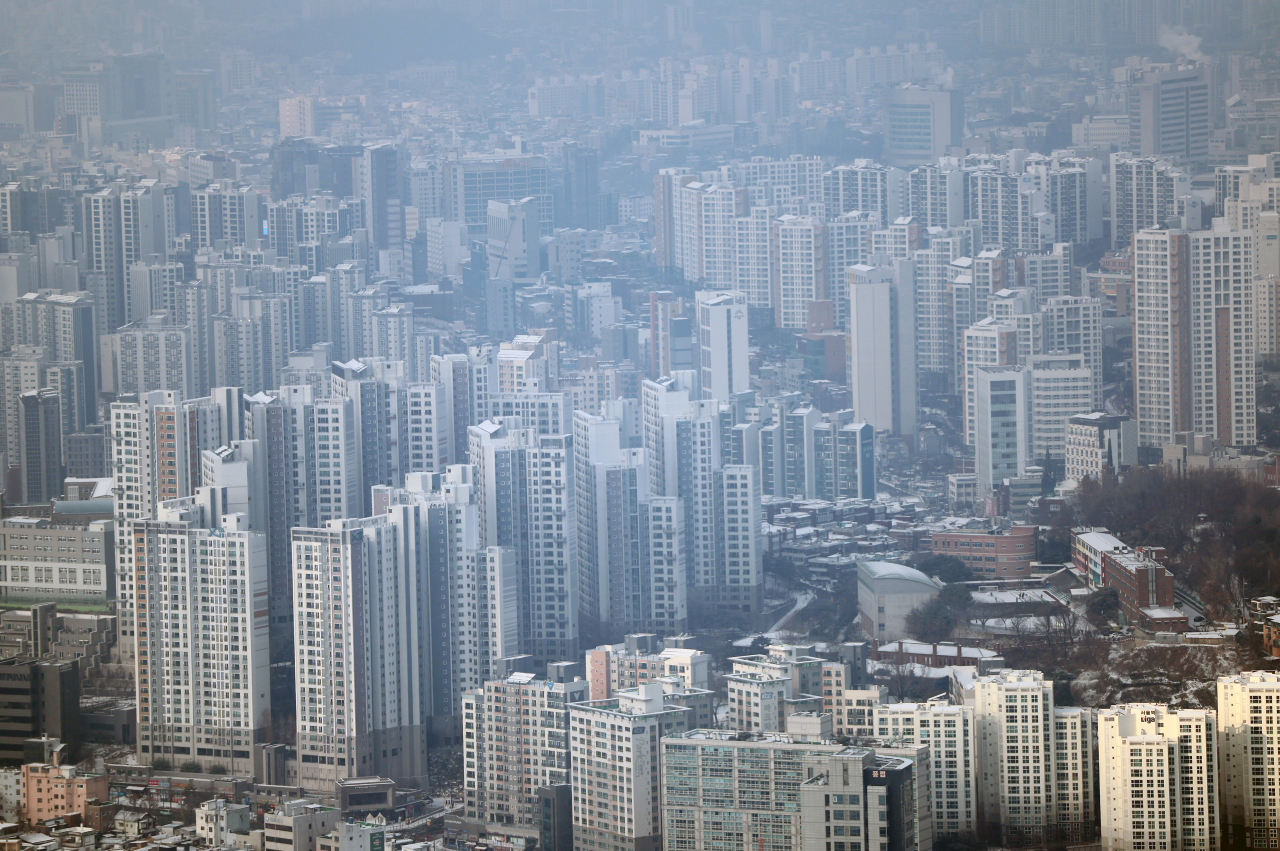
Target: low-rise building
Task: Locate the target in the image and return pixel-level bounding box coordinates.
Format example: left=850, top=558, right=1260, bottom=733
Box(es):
left=264, top=800, right=339, bottom=851
left=196, top=798, right=251, bottom=845
left=857, top=561, right=944, bottom=642
left=1101, top=545, right=1185, bottom=633
left=20, top=761, right=107, bottom=823
left=873, top=641, right=1005, bottom=674
left=929, top=526, right=1037, bottom=578
left=1072, top=527, right=1127, bottom=589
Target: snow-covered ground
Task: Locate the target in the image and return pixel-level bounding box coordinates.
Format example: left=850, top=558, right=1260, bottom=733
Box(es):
left=731, top=590, right=817, bottom=646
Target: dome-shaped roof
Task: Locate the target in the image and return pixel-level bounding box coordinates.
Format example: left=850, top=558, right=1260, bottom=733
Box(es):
left=858, top=560, right=944, bottom=589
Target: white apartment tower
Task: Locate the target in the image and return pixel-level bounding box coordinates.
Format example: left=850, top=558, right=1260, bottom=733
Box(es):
left=967, top=670, right=1096, bottom=846
left=1190, top=222, right=1256, bottom=447
left=469, top=420, right=579, bottom=668
left=573, top=411, right=688, bottom=639
left=770, top=214, right=826, bottom=329
left=133, top=500, right=269, bottom=777
left=874, top=700, right=978, bottom=837
left=1218, top=671, right=1280, bottom=851
left=1097, top=704, right=1219, bottom=851
left=695, top=290, right=749, bottom=404
left=848, top=262, right=918, bottom=437
left=463, top=669, right=589, bottom=826
left=570, top=684, right=693, bottom=851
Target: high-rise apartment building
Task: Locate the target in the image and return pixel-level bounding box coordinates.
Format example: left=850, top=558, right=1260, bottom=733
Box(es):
left=133, top=498, right=269, bottom=777
left=463, top=667, right=589, bottom=826
left=111, top=388, right=244, bottom=663
left=1132, top=229, right=1192, bottom=447
left=824, top=161, right=906, bottom=226
left=1189, top=222, right=1255, bottom=447
left=695, top=290, right=749, bottom=404
left=770, top=214, right=827, bottom=329
left=106, top=314, right=194, bottom=398
left=289, top=505, right=441, bottom=792
left=574, top=411, right=687, bottom=640
left=1218, top=672, right=1280, bottom=850
left=874, top=699, right=978, bottom=837
left=641, top=375, right=763, bottom=613
left=1111, top=158, right=1192, bottom=249
left=961, top=669, right=1096, bottom=846
left=1097, top=704, right=1219, bottom=851
left=848, top=262, right=918, bottom=438
left=469, top=420, right=579, bottom=668
left=1132, top=224, right=1256, bottom=448
left=570, top=683, right=693, bottom=851
left=12, top=290, right=98, bottom=414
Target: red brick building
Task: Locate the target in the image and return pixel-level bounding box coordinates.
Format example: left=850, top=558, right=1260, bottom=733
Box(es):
left=929, top=525, right=1036, bottom=578
left=1100, top=545, right=1186, bottom=632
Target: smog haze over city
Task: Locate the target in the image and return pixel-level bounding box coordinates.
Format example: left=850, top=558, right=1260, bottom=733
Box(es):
left=5, top=1, right=1280, bottom=850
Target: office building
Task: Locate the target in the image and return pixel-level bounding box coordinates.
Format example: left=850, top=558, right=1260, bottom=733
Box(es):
left=488, top=197, right=543, bottom=282
left=884, top=87, right=963, bottom=167
left=444, top=146, right=552, bottom=238
left=463, top=667, right=589, bottom=825
left=133, top=501, right=269, bottom=777
left=570, top=683, right=694, bottom=851
left=973, top=365, right=1030, bottom=498
left=1127, top=65, right=1211, bottom=165
left=0, top=657, right=80, bottom=764
left=848, top=262, right=918, bottom=437
left=0, top=518, right=112, bottom=607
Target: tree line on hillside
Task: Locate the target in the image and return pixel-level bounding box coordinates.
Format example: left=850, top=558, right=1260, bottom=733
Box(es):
left=1069, top=467, right=1280, bottom=619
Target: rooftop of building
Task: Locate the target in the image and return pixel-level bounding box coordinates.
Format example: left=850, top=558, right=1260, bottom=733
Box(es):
left=877, top=641, right=998, bottom=660
left=857, top=560, right=944, bottom=589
